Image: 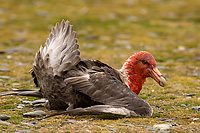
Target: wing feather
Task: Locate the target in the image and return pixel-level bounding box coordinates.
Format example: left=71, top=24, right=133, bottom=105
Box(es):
left=65, top=72, right=153, bottom=117
left=33, top=20, right=81, bottom=76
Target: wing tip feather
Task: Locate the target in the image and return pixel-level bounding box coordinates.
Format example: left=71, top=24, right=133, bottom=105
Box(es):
left=34, top=19, right=81, bottom=76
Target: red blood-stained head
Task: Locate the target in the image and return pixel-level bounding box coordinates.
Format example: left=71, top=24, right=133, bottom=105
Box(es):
left=123, top=51, right=166, bottom=95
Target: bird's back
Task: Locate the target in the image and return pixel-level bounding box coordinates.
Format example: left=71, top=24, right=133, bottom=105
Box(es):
left=32, top=58, right=122, bottom=110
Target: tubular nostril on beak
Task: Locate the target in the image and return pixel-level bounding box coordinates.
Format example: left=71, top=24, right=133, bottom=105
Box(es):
left=159, top=76, right=166, bottom=87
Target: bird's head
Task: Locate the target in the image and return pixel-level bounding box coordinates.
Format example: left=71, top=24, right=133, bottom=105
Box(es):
left=121, top=51, right=166, bottom=94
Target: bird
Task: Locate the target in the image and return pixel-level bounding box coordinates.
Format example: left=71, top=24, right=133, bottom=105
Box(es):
left=0, top=20, right=166, bottom=117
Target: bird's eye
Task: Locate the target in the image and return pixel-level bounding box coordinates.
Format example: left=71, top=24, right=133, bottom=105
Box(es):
left=142, top=60, right=148, bottom=65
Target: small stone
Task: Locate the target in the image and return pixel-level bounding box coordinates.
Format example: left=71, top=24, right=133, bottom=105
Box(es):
left=31, top=98, right=47, bottom=105
left=140, top=8, right=148, bottom=15
left=116, top=123, right=135, bottom=127
left=85, top=35, right=98, bottom=40
left=127, top=15, right=138, bottom=22
left=33, top=103, right=45, bottom=107
left=192, top=106, right=200, bottom=112
left=175, top=83, right=182, bottom=86
left=7, top=55, right=12, bottom=59
left=15, top=29, right=28, bottom=36
left=123, top=45, right=132, bottom=49
left=126, top=0, right=136, bottom=6
left=153, top=123, right=172, bottom=130
left=66, top=119, right=87, bottom=123
left=22, top=101, right=32, bottom=104
left=0, top=8, right=5, bottom=14
left=99, top=45, right=106, bottom=50
left=146, top=125, right=155, bottom=131
left=0, top=120, right=12, bottom=126
left=0, top=114, right=11, bottom=121
left=121, top=120, right=129, bottom=123
left=186, top=96, right=192, bottom=99
left=85, top=43, right=96, bottom=48
left=6, top=46, right=31, bottom=54
left=12, top=38, right=26, bottom=43
left=192, top=118, right=200, bottom=121
left=23, top=110, right=47, bottom=117
left=14, top=62, right=29, bottom=66
left=157, top=66, right=167, bottom=70
left=10, top=109, right=18, bottom=111
left=0, top=76, right=11, bottom=79
left=77, top=30, right=88, bottom=35
left=99, top=36, right=111, bottom=41
left=171, top=106, right=176, bottom=109
left=108, top=13, right=117, bottom=19
left=156, top=117, right=165, bottom=121
left=0, top=68, right=10, bottom=72
left=84, top=129, right=92, bottom=132
left=107, top=126, right=118, bottom=131
left=17, top=104, right=25, bottom=109
left=0, top=63, right=9, bottom=66
left=14, top=130, right=30, bottom=133
left=187, top=104, right=191, bottom=107
left=181, top=104, right=187, bottom=107
left=164, top=119, right=174, bottom=122
left=37, top=11, right=49, bottom=17
left=12, top=88, right=19, bottom=91
left=79, top=7, right=89, bottom=15
left=177, top=46, right=187, bottom=51
left=21, top=122, right=35, bottom=126
left=17, top=105, right=24, bottom=109
left=115, top=39, right=130, bottom=45
left=194, top=57, right=200, bottom=61
left=147, top=32, right=158, bottom=38
left=12, top=83, right=21, bottom=86
left=176, top=58, right=185, bottom=62
left=186, top=93, right=195, bottom=96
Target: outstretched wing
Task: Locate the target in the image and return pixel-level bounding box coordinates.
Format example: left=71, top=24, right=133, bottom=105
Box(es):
left=43, top=105, right=139, bottom=119
left=33, top=20, right=81, bottom=76
left=65, top=72, right=153, bottom=117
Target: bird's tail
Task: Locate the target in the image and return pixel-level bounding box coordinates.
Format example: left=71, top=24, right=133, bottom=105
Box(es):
left=33, top=19, right=81, bottom=77
left=0, top=89, right=43, bottom=98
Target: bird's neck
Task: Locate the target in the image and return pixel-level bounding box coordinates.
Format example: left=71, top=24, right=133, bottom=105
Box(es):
left=126, top=71, right=146, bottom=95
left=119, top=57, right=146, bottom=95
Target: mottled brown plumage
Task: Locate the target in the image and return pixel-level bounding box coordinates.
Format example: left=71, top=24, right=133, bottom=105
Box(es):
left=0, top=20, right=166, bottom=117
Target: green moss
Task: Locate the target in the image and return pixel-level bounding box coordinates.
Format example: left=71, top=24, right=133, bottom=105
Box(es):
left=0, top=105, right=16, bottom=109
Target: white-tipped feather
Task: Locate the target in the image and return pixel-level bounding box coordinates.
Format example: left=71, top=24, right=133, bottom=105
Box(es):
left=33, top=20, right=81, bottom=76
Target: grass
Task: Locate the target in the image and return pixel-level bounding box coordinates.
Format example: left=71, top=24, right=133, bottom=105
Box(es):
left=0, top=0, right=200, bottom=132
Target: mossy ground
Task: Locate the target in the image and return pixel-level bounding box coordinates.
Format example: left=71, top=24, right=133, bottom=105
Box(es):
left=0, top=0, right=199, bottom=132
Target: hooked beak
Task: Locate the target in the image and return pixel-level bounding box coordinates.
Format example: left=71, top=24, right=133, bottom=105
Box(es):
left=147, top=67, right=166, bottom=87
